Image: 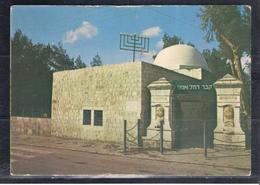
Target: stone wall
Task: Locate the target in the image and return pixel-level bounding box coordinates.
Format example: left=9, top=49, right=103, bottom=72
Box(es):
left=52, top=62, right=142, bottom=142
left=11, top=117, right=51, bottom=136
left=51, top=61, right=216, bottom=146
left=52, top=61, right=192, bottom=143
left=140, top=62, right=193, bottom=134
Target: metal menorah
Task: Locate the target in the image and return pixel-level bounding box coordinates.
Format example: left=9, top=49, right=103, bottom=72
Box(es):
left=120, top=33, right=150, bottom=62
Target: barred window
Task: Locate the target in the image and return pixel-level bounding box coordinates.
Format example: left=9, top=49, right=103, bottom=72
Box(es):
left=94, top=110, right=103, bottom=126
left=83, top=110, right=91, bottom=125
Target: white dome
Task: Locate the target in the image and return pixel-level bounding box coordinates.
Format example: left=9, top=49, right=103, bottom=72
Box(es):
left=154, top=44, right=209, bottom=71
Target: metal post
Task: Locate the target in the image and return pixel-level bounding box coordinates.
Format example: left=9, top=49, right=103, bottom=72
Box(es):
left=22, top=107, right=25, bottom=117
left=133, top=34, right=136, bottom=62
left=137, top=119, right=142, bottom=147
left=120, top=33, right=149, bottom=63
left=203, top=121, right=208, bottom=158
left=160, top=121, right=164, bottom=155
left=123, top=120, right=127, bottom=153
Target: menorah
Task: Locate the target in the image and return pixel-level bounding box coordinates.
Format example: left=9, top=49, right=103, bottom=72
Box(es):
left=120, top=33, right=150, bottom=62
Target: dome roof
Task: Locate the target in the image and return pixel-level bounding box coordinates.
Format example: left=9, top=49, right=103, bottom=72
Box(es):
left=153, top=44, right=210, bottom=71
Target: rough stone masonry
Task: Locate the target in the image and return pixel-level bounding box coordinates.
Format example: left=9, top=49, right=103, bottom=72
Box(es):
left=51, top=61, right=194, bottom=143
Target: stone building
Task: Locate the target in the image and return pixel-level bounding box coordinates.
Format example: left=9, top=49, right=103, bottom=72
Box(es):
left=51, top=44, right=247, bottom=149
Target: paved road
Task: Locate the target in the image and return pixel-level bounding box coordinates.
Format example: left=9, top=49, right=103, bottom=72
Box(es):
left=11, top=142, right=250, bottom=176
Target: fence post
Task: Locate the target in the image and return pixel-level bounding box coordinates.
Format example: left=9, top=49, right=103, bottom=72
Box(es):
left=137, top=119, right=142, bottom=147
left=160, top=121, right=164, bottom=155
left=203, top=121, right=207, bottom=158
left=31, top=107, right=34, bottom=117
left=123, top=120, right=127, bottom=153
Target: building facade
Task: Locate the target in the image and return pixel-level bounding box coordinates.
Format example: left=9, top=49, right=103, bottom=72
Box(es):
left=51, top=45, right=247, bottom=149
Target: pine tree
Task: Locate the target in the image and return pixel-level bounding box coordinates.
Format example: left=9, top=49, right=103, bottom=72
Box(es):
left=74, top=56, right=86, bottom=68
left=11, top=29, right=86, bottom=117
left=90, top=53, right=102, bottom=67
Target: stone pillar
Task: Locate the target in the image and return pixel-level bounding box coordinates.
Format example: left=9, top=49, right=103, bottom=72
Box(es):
left=142, top=77, right=175, bottom=149
left=213, top=74, right=245, bottom=149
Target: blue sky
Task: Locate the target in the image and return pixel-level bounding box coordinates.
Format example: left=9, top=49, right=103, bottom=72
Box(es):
left=11, top=5, right=218, bottom=65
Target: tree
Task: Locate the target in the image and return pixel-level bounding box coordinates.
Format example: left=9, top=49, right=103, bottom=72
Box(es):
left=74, top=56, right=86, bottom=68
left=186, top=42, right=195, bottom=48
left=153, top=34, right=195, bottom=59
left=49, top=42, right=75, bottom=71
left=161, top=33, right=195, bottom=49
left=11, top=29, right=86, bottom=117
left=11, top=29, right=52, bottom=117
left=199, top=5, right=251, bottom=116
left=202, top=48, right=231, bottom=79
left=162, top=34, right=184, bottom=48
left=90, top=53, right=102, bottom=67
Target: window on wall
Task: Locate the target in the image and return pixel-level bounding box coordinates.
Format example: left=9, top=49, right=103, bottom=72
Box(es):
left=83, top=110, right=91, bottom=125
left=94, top=110, right=103, bottom=126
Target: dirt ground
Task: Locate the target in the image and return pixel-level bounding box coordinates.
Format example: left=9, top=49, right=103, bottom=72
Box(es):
left=10, top=135, right=251, bottom=176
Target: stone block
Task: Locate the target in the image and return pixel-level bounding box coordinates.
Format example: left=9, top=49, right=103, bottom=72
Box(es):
left=213, top=74, right=246, bottom=149
left=214, top=132, right=245, bottom=149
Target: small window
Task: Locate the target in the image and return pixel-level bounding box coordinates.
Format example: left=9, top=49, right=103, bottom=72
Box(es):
left=94, top=110, right=103, bottom=126
left=83, top=110, right=91, bottom=125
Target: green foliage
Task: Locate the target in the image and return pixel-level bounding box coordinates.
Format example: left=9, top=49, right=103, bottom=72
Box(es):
left=90, top=53, right=102, bottom=67
left=199, top=5, right=251, bottom=58
left=162, top=34, right=184, bottom=48
left=162, top=33, right=195, bottom=48
left=74, top=56, right=87, bottom=69
left=153, top=33, right=195, bottom=59
left=186, top=42, right=195, bottom=48
left=161, top=34, right=195, bottom=49
left=11, top=29, right=86, bottom=117
left=202, top=48, right=231, bottom=79
left=199, top=5, right=251, bottom=116
left=49, top=42, right=75, bottom=71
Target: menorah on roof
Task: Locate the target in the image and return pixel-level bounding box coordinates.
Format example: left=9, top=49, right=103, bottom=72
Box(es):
left=120, top=33, right=150, bottom=62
